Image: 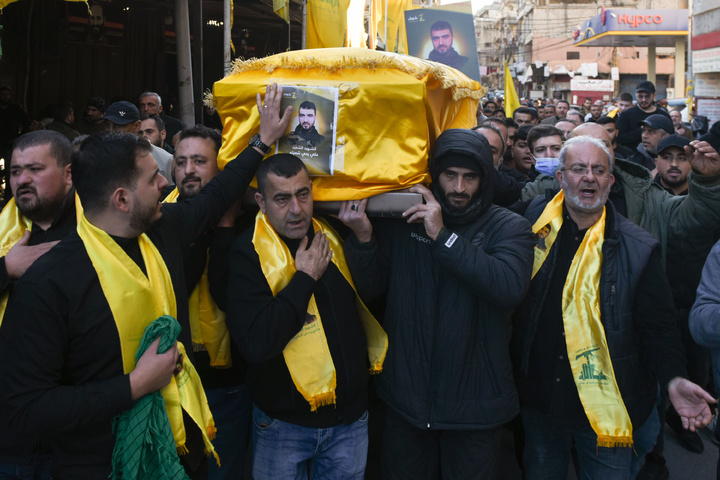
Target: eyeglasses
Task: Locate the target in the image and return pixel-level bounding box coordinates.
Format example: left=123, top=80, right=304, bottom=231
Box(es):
left=562, top=165, right=610, bottom=178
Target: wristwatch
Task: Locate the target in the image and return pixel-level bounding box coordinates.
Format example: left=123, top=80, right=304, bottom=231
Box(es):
left=249, top=133, right=271, bottom=155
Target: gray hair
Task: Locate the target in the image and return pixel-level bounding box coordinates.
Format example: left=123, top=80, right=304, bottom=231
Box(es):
left=559, top=136, right=614, bottom=171
left=139, top=91, right=162, bottom=105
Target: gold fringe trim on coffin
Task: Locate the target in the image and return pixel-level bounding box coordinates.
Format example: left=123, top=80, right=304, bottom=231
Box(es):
left=204, top=49, right=486, bottom=106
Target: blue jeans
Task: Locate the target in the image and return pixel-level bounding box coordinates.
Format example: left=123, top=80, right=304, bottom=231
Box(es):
left=205, top=384, right=253, bottom=480
left=522, top=404, right=637, bottom=480
left=251, top=406, right=369, bottom=480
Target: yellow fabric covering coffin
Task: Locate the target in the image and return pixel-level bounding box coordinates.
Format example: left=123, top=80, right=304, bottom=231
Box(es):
left=212, top=48, right=485, bottom=201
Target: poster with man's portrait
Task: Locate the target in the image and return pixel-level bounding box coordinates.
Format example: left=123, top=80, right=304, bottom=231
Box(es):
left=276, top=86, right=338, bottom=176
left=404, top=5, right=481, bottom=83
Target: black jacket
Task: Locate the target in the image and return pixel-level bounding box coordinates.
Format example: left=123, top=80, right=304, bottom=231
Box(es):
left=345, top=130, right=536, bottom=430
left=225, top=226, right=368, bottom=428
left=0, top=147, right=263, bottom=480
left=513, top=194, right=687, bottom=427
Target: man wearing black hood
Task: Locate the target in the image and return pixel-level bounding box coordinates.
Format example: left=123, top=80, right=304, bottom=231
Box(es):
left=340, top=129, right=536, bottom=480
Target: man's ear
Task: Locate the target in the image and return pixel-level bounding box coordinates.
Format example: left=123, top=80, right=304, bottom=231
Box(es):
left=131, top=121, right=141, bottom=133
left=254, top=192, right=266, bottom=213
left=160, top=130, right=167, bottom=142
left=63, top=163, right=72, bottom=187
left=111, top=187, right=132, bottom=213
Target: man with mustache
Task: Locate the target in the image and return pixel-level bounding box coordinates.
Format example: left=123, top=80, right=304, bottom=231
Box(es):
left=340, top=129, right=535, bottom=479
left=653, top=135, right=691, bottom=196
left=514, top=135, right=714, bottom=479
left=287, top=101, right=325, bottom=148
left=0, top=130, right=74, bottom=479
left=0, top=84, right=292, bottom=480
left=616, top=81, right=671, bottom=151
left=165, top=124, right=253, bottom=480
left=427, top=21, right=468, bottom=70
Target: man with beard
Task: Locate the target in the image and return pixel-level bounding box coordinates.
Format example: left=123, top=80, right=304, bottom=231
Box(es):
left=427, top=21, right=468, bottom=70
left=0, top=84, right=293, bottom=480
left=140, top=114, right=173, bottom=155
left=513, top=135, right=714, bottom=479
left=653, top=135, right=691, bottom=196
left=340, top=129, right=535, bottom=479
left=164, top=125, right=252, bottom=480
left=0, top=130, right=74, bottom=478
left=76, top=96, right=107, bottom=135
left=616, top=81, right=671, bottom=150
left=287, top=101, right=325, bottom=148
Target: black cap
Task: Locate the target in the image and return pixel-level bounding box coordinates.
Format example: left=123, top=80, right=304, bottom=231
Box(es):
left=656, top=134, right=690, bottom=155
left=104, top=101, right=141, bottom=125
left=638, top=114, right=673, bottom=134
left=636, top=80, right=656, bottom=94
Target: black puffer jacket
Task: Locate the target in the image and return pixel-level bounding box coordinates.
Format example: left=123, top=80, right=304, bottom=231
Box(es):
left=345, top=129, right=536, bottom=429
left=513, top=194, right=687, bottom=426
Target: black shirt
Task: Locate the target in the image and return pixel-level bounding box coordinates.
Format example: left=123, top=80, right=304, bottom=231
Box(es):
left=0, top=147, right=263, bottom=480
left=0, top=189, right=76, bottom=462
left=616, top=105, right=671, bottom=150
left=523, top=209, right=676, bottom=426
left=225, top=224, right=369, bottom=428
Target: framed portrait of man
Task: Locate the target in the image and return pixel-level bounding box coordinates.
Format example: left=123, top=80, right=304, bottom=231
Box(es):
left=405, top=5, right=482, bottom=83
left=276, top=86, right=339, bottom=175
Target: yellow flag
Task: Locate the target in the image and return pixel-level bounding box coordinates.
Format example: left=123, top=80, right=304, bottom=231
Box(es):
left=367, top=0, right=382, bottom=49
left=274, top=0, right=289, bottom=23
left=504, top=61, right=521, bottom=118
left=376, top=0, right=412, bottom=54
left=306, top=0, right=352, bottom=48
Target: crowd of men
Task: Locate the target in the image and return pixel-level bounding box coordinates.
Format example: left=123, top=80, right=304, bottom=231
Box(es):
left=0, top=78, right=720, bottom=480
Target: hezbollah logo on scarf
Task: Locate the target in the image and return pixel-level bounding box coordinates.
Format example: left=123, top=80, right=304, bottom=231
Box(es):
left=76, top=212, right=218, bottom=459
left=531, top=190, right=633, bottom=448
left=0, top=193, right=83, bottom=326
left=252, top=211, right=388, bottom=411
left=163, top=188, right=232, bottom=368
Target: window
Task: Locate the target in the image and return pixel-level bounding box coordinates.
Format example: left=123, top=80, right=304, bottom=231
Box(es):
left=567, top=51, right=580, bottom=60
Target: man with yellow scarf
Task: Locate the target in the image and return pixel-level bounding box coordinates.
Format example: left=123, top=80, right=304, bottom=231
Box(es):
left=165, top=124, right=253, bottom=480
left=224, top=153, right=387, bottom=480
left=512, top=135, right=715, bottom=479
left=0, top=130, right=74, bottom=479
left=0, top=84, right=292, bottom=480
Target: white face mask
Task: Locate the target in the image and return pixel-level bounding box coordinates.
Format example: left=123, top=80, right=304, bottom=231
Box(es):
left=534, top=157, right=561, bottom=176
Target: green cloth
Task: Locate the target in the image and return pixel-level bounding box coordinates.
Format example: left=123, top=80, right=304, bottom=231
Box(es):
left=110, top=315, right=190, bottom=480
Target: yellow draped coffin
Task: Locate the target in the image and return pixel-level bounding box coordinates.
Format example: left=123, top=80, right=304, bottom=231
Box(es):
left=211, top=48, right=485, bottom=201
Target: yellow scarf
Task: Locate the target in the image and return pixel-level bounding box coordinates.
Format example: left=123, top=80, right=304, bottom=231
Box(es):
left=252, top=212, right=387, bottom=411
left=0, top=194, right=83, bottom=326
left=163, top=187, right=232, bottom=367
left=76, top=213, right=219, bottom=460
left=531, top=191, right=633, bottom=448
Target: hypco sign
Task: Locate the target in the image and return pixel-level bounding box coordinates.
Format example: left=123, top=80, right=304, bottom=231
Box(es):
left=570, top=79, right=614, bottom=92
left=617, top=13, right=664, bottom=28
